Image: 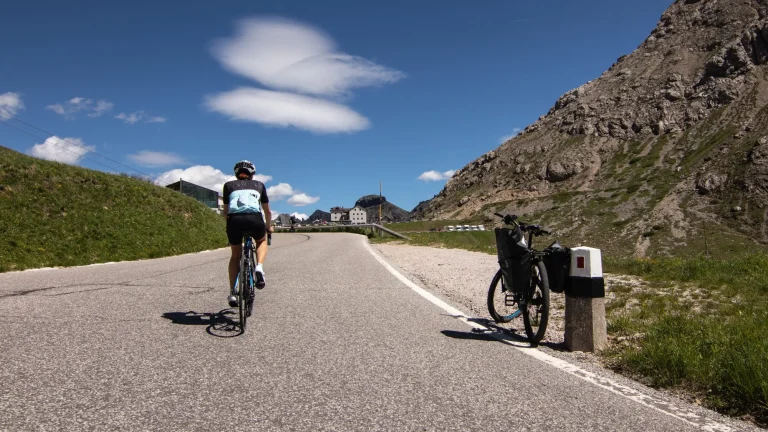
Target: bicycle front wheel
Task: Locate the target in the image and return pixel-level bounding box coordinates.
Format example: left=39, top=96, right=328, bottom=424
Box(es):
left=522, top=261, right=550, bottom=345
left=487, top=269, right=522, bottom=323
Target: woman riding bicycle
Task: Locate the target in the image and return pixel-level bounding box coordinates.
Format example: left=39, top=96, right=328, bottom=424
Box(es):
left=223, top=160, right=272, bottom=307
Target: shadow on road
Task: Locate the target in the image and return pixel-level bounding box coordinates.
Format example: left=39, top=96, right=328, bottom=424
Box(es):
left=440, top=330, right=498, bottom=342
left=161, top=310, right=243, bottom=338
left=440, top=316, right=567, bottom=351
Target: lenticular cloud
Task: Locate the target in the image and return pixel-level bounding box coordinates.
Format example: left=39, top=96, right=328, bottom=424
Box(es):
left=205, top=88, right=370, bottom=133
left=205, top=16, right=404, bottom=134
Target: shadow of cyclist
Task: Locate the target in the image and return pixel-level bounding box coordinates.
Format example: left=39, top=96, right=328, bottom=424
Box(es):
left=161, top=310, right=243, bottom=338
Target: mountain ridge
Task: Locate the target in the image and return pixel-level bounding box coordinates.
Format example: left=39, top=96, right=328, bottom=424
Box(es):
left=415, top=0, right=768, bottom=257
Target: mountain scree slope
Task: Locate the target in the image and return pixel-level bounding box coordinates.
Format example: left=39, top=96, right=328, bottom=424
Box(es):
left=416, top=0, right=768, bottom=257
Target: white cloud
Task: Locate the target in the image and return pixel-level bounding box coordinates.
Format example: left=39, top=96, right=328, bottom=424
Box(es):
left=252, top=173, right=272, bottom=183
left=500, top=128, right=522, bottom=143
left=89, top=100, right=114, bottom=118
left=29, top=136, right=94, bottom=165
left=206, top=16, right=403, bottom=134
left=266, top=182, right=295, bottom=199
left=418, top=170, right=456, bottom=181
left=115, top=111, right=168, bottom=124
left=210, top=17, right=405, bottom=97
left=46, top=97, right=113, bottom=119
left=205, top=88, right=369, bottom=133
left=265, top=182, right=320, bottom=207
left=155, top=165, right=236, bottom=193
left=128, top=151, right=186, bottom=167
left=290, top=212, right=308, bottom=220
left=155, top=165, right=271, bottom=192
left=46, top=104, right=66, bottom=115
left=0, top=92, right=24, bottom=119
left=116, top=111, right=144, bottom=124
left=287, top=193, right=320, bottom=206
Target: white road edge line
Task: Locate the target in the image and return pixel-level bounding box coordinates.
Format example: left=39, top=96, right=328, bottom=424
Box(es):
left=6, top=248, right=228, bottom=274
left=363, top=238, right=735, bottom=432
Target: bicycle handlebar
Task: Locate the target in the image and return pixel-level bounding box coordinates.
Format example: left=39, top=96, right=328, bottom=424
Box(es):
left=495, top=212, right=551, bottom=236
left=494, top=212, right=518, bottom=225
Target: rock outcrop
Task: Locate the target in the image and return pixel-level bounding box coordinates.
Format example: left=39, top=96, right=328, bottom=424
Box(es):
left=414, top=0, right=768, bottom=254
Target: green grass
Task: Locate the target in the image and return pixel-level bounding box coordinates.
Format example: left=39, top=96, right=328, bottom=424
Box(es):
left=369, top=225, right=768, bottom=422
left=385, top=219, right=465, bottom=232
left=0, top=146, right=228, bottom=272
left=369, top=230, right=497, bottom=254
left=605, top=254, right=768, bottom=424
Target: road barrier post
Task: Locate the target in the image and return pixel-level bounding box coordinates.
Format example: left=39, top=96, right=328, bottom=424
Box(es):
left=564, top=247, right=607, bottom=352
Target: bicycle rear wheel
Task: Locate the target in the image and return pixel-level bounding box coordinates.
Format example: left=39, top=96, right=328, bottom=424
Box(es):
left=522, top=261, right=550, bottom=344
left=487, top=269, right=522, bottom=323
left=245, top=255, right=255, bottom=318
left=238, top=256, right=248, bottom=331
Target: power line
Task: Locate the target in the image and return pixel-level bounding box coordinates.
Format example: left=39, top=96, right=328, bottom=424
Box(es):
left=0, top=120, right=126, bottom=175
left=0, top=112, right=170, bottom=185
left=0, top=111, right=159, bottom=181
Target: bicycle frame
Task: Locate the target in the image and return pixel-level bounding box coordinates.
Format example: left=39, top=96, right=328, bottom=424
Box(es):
left=495, top=214, right=549, bottom=301
left=242, top=236, right=255, bottom=283
left=489, top=212, right=553, bottom=344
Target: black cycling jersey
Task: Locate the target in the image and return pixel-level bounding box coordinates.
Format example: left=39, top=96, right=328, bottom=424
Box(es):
left=223, top=179, right=270, bottom=214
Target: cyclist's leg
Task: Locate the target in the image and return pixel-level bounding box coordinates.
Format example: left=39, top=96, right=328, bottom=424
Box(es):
left=228, top=244, right=242, bottom=291
left=250, top=215, right=268, bottom=288
left=255, top=234, right=267, bottom=264
left=226, top=215, right=246, bottom=305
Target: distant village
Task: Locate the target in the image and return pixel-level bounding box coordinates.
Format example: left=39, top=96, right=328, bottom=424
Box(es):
left=274, top=206, right=371, bottom=227
left=164, top=179, right=381, bottom=227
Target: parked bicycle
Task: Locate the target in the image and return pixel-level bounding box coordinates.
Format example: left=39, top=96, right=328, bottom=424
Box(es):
left=232, top=232, right=270, bottom=332
left=487, top=212, right=563, bottom=344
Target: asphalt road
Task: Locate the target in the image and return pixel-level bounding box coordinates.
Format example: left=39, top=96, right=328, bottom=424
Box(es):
left=0, top=233, right=752, bottom=431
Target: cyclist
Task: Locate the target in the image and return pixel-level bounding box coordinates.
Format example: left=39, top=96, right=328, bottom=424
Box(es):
left=222, top=160, right=272, bottom=307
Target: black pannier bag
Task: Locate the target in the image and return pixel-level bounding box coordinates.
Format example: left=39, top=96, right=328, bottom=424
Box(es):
left=494, top=227, right=531, bottom=293
left=542, top=241, right=571, bottom=294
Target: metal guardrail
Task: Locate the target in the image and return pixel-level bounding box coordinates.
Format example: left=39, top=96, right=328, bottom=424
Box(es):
left=273, top=223, right=410, bottom=240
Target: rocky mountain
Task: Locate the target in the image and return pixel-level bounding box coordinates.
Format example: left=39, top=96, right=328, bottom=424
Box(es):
left=355, top=195, right=412, bottom=223
left=308, top=209, right=331, bottom=222
left=416, top=0, right=768, bottom=257
left=410, top=198, right=432, bottom=216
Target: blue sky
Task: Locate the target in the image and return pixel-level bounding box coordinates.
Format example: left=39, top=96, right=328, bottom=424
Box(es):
left=0, top=0, right=673, bottom=219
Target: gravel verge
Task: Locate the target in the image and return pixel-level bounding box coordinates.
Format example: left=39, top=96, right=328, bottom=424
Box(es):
left=370, top=241, right=766, bottom=431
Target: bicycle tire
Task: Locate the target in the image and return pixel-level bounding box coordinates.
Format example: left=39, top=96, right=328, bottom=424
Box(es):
left=238, top=255, right=248, bottom=331
left=245, top=257, right=255, bottom=317
left=522, top=261, right=550, bottom=344
left=487, top=269, right=522, bottom=323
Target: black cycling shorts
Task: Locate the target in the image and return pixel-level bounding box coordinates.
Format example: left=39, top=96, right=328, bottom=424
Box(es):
left=226, top=213, right=266, bottom=245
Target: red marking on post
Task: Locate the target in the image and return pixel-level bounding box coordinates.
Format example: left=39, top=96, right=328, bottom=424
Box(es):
left=577, top=256, right=585, bottom=269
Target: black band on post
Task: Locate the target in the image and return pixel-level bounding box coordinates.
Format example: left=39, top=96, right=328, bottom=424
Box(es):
left=565, top=277, right=605, bottom=298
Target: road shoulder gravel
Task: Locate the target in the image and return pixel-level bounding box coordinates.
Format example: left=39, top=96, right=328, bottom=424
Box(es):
left=369, top=241, right=762, bottom=432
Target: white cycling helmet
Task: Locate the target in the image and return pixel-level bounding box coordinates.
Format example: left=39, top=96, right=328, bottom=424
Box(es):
left=234, top=160, right=255, bottom=176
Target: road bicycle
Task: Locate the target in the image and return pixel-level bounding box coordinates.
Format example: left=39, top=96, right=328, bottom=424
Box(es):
left=232, top=232, right=271, bottom=332
left=487, top=213, right=555, bottom=344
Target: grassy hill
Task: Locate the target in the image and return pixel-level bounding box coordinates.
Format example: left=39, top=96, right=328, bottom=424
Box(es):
left=0, top=146, right=227, bottom=272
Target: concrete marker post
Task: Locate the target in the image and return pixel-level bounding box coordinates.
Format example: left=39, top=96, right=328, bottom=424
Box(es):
left=564, top=246, right=607, bottom=352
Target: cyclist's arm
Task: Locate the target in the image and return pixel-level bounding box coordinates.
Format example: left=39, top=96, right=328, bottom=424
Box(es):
left=222, top=183, right=231, bottom=219
left=263, top=202, right=272, bottom=231
left=261, top=183, right=272, bottom=232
